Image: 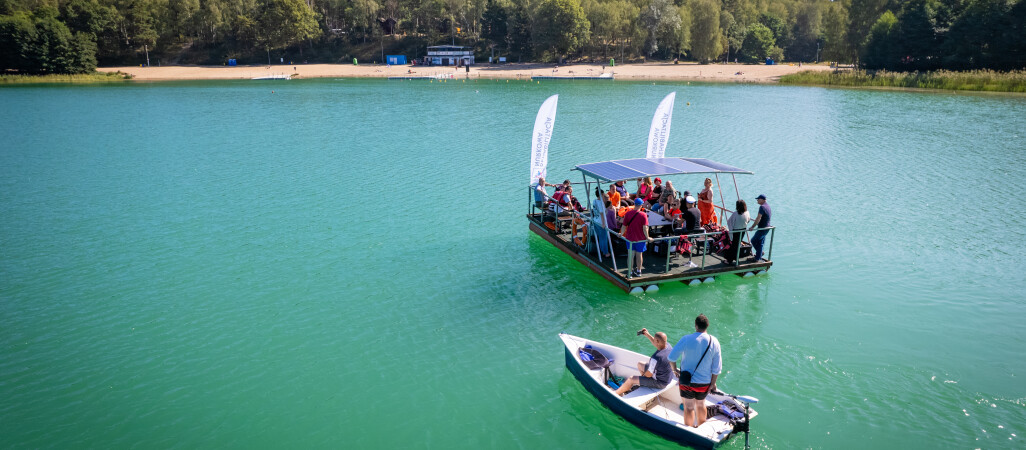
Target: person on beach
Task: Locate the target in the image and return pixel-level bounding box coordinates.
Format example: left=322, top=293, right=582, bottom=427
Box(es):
left=534, top=177, right=555, bottom=209
left=669, top=314, right=722, bottom=428
left=748, top=194, right=772, bottom=261
left=697, top=178, right=717, bottom=225
left=620, top=199, right=651, bottom=277
left=614, top=328, right=674, bottom=396
left=724, top=200, right=751, bottom=264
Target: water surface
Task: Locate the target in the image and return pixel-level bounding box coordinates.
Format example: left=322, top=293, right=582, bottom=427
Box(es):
left=1, top=78, right=1024, bottom=448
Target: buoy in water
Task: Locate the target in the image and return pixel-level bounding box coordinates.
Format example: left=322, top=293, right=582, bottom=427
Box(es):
left=703, top=277, right=715, bottom=283
left=686, top=102, right=690, bottom=106
left=742, top=272, right=754, bottom=278
left=686, top=279, right=701, bottom=286
left=645, top=285, right=659, bottom=293
left=629, top=286, right=645, bottom=294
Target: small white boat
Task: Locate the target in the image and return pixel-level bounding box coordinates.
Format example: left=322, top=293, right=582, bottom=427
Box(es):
left=251, top=74, right=291, bottom=80
left=559, top=333, right=758, bottom=448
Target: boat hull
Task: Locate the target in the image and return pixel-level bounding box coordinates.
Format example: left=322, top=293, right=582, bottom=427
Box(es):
left=561, top=337, right=723, bottom=448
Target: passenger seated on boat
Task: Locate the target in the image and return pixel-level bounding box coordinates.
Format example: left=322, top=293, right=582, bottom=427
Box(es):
left=605, top=200, right=621, bottom=231
left=653, top=181, right=677, bottom=213
left=550, top=185, right=577, bottom=215
left=674, top=196, right=702, bottom=234
left=607, top=184, right=628, bottom=208
left=533, top=176, right=556, bottom=209
left=723, top=200, right=751, bottom=264
left=649, top=178, right=663, bottom=207
left=613, top=181, right=631, bottom=207
left=614, top=329, right=674, bottom=396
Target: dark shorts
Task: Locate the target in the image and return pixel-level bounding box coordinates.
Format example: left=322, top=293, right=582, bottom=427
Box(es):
left=631, top=241, right=647, bottom=252
left=679, top=382, right=711, bottom=400
left=638, top=376, right=669, bottom=389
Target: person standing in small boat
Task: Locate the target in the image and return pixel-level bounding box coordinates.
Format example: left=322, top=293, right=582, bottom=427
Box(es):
left=614, top=328, right=674, bottom=396
left=669, top=314, right=722, bottom=428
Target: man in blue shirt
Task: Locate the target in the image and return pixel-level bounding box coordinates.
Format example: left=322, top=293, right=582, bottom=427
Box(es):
left=748, top=194, right=772, bottom=262
left=669, top=314, right=722, bottom=428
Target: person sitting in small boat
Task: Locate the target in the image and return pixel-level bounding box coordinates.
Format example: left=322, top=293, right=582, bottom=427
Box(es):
left=533, top=176, right=556, bottom=209
left=614, top=328, right=674, bottom=396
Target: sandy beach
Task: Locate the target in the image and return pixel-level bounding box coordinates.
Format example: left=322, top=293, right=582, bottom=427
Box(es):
left=98, top=62, right=830, bottom=83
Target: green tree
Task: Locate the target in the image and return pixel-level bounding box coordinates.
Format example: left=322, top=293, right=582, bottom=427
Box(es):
left=688, top=0, right=721, bottom=63
left=863, top=9, right=898, bottom=69
left=738, top=21, right=773, bottom=62
left=533, top=0, right=591, bottom=61
left=640, top=0, right=681, bottom=57
left=257, top=0, right=321, bottom=52
left=482, top=0, right=509, bottom=50
left=820, top=1, right=848, bottom=62
left=787, top=1, right=821, bottom=62
left=897, top=0, right=942, bottom=70
left=846, top=0, right=889, bottom=63
left=942, top=0, right=1013, bottom=69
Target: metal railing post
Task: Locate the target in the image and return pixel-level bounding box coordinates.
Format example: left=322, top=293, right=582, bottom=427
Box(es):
left=627, top=245, right=634, bottom=278
left=767, top=227, right=775, bottom=261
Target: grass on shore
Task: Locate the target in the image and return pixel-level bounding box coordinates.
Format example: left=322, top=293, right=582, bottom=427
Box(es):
left=0, top=71, right=133, bottom=84
left=780, top=69, right=1026, bottom=93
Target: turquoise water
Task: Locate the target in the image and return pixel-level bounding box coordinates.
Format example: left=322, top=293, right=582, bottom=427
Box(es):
left=2, top=79, right=1024, bottom=448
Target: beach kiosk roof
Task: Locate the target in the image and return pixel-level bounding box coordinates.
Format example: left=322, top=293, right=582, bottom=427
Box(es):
left=573, top=157, right=752, bottom=182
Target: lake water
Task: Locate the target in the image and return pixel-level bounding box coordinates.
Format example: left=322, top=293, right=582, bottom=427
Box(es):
left=1, top=78, right=1024, bottom=448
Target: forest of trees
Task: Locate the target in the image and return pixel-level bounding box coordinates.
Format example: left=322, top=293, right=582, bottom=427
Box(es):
left=1, top=0, right=1023, bottom=74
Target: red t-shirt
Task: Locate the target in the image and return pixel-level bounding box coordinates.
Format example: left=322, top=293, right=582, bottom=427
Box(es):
left=622, top=209, right=649, bottom=241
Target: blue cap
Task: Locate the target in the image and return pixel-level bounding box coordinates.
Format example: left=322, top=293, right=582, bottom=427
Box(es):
left=756, top=194, right=767, bottom=200
left=634, top=198, right=644, bottom=206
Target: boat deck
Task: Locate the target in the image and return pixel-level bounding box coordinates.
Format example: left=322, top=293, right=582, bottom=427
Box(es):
left=528, top=212, right=771, bottom=292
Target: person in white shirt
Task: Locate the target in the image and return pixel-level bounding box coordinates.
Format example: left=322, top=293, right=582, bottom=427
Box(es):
left=724, top=199, right=751, bottom=264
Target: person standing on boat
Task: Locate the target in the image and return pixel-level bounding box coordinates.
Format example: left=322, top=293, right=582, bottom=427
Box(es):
left=748, top=194, right=772, bottom=262
left=614, top=329, right=673, bottom=396
left=591, top=188, right=612, bottom=258
left=533, top=177, right=556, bottom=209
left=669, top=314, right=722, bottom=428
left=620, top=198, right=652, bottom=277
left=697, top=178, right=717, bottom=225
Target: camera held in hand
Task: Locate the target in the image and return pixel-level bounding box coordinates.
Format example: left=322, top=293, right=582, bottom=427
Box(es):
left=636, top=328, right=647, bottom=336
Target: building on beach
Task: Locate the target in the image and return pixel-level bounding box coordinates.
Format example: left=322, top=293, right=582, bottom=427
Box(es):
left=422, top=46, right=474, bottom=66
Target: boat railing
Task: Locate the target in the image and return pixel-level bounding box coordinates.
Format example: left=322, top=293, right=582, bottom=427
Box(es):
left=527, top=185, right=775, bottom=279
left=607, top=225, right=776, bottom=278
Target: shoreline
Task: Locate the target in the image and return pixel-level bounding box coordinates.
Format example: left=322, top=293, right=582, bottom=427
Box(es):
left=96, top=62, right=831, bottom=83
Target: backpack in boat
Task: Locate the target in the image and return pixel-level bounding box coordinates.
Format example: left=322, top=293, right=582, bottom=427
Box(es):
left=579, top=346, right=617, bottom=388
left=676, top=236, right=693, bottom=255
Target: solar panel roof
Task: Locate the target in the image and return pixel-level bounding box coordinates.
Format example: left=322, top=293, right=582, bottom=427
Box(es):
left=573, top=158, right=752, bottom=182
